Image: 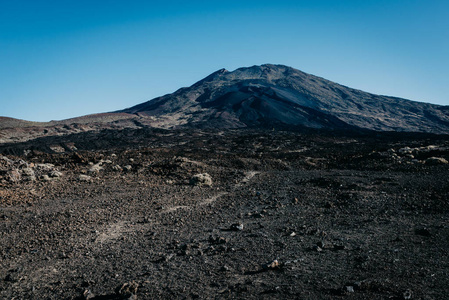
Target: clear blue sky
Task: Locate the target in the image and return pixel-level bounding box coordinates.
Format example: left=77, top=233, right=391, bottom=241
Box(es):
left=1, top=0, right=448, bottom=122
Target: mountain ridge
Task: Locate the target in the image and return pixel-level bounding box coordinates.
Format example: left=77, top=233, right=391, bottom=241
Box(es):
left=1, top=64, right=448, bottom=144
left=118, top=64, right=449, bottom=133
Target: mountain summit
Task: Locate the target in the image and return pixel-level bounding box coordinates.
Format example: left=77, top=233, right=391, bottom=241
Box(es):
left=1, top=64, right=448, bottom=145
left=119, top=64, right=449, bottom=133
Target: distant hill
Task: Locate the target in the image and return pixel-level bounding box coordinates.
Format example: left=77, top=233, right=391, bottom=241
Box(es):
left=0, top=113, right=139, bottom=144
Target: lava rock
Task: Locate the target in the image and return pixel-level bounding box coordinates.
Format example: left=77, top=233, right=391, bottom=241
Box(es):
left=190, top=173, right=212, bottom=187
left=115, top=281, right=138, bottom=299
left=425, top=157, right=448, bottom=165
left=230, top=223, right=244, bottom=231
left=403, top=289, right=412, bottom=299
left=262, top=260, right=281, bottom=270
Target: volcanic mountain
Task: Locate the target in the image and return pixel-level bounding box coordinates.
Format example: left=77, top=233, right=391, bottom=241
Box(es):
left=1, top=64, right=448, bottom=144
left=118, top=64, right=449, bottom=133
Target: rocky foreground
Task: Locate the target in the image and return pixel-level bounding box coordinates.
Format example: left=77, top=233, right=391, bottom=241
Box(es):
left=1, top=129, right=449, bottom=299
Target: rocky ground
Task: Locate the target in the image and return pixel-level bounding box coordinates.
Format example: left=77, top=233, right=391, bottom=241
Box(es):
left=0, top=128, right=448, bottom=299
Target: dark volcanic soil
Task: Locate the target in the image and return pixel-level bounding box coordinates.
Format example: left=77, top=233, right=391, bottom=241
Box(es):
left=1, top=129, right=449, bottom=299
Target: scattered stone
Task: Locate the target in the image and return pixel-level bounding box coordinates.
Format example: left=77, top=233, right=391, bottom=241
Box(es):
left=313, top=245, right=323, bottom=252
left=7, top=169, right=21, bottom=182
left=1, top=155, right=13, bottom=164
left=36, top=163, right=55, bottom=171
left=123, top=165, right=132, bottom=171
left=41, top=175, right=51, bottom=182
left=403, top=289, right=412, bottom=299
left=353, top=281, right=363, bottom=290
left=49, top=145, right=65, bottom=153
left=317, top=241, right=326, bottom=248
left=72, top=152, right=86, bottom=163
left=49, top=170, right=62, bottom=178
left=112, top=165, right=122, bottom=171
left=230, top=223, right=244, bottom=231
left=22, top=167, right=35, bottom=177
left=398, top=147, right=413, bottom=155
left=345, top=286, right=355, bottom=293
left=425, top=157, right=448, bottom=165
left=190, top=173, right=212, bottom=186
left=209, top=235, right=227, bottom=244
left=220, top=265, right=230, bottom=272
left=115, top=281, right=138, bottom=300
left=21, top=168, right=36, bottom=181
left=79, top=175, right=92, bottom=182
left=82, top=289, right=95, bottom=300
left=289, top=232, right=297, bottom=237
left=262, top=259, right=281, bottom=270
left=423, top=145, right=439, bottom=151
left=88, top=163, right=103, bottom=173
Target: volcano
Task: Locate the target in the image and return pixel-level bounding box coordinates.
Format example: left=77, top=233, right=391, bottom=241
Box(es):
left=118, top=64, right=449, bottom=133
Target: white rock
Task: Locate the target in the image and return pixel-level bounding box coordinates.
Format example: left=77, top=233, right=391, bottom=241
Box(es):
left=112, top=165, right=122, bottom=171
left=49, top=171, right=63, bottom=178
left=89, top=163, right=103, bottom=173
left=79, top=174, right=92, bottom=182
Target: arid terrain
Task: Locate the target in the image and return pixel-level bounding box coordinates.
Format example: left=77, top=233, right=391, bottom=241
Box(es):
left=2, top=65, right=449, bottom=147
left=1, top=128, right=448, bottom=299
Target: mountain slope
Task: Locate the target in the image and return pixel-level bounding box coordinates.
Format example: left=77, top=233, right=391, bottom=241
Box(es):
left=119, top=64, right=449, bottom=133
left=1, top=64, right=448, bottom=145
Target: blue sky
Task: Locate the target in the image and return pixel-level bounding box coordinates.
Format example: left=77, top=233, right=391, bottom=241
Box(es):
left=1, top=0, right=448, bottom=122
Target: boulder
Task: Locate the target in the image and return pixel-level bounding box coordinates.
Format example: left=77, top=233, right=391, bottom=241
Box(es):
left=425, top=157, right=448, bottom=165
left=79, top=174, right=92, bottom=182
left=190, top=173, right=212, bottom=186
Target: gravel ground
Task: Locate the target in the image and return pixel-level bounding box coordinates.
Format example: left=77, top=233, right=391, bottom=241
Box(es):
left=1, top=129, right=448, bottom=299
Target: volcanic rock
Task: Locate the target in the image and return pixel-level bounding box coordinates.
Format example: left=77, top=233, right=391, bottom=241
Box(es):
left=425, top=157, right=448, bottom=165
left=190, top=173, right=212, bottom=186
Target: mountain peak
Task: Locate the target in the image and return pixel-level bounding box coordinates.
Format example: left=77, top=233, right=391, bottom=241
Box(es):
left=192, top=68, right=229, bottom=86
left=118, top=64, right=449, bottom=133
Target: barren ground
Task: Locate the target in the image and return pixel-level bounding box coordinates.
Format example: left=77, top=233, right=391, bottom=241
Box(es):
left=1, top=129, right=448, bottom=299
